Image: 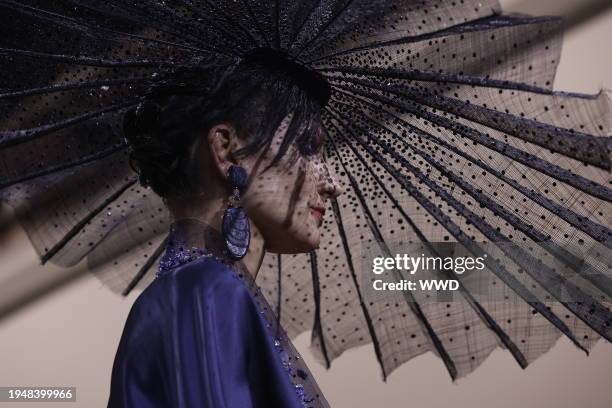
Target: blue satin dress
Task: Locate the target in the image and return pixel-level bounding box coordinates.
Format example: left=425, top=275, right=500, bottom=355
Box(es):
left=107, top=221, right=329, bottom=407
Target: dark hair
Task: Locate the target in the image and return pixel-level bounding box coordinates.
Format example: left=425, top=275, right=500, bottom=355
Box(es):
left=123, top=54, right=329, bottom=199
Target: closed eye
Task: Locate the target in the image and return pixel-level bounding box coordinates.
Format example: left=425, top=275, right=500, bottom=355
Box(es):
left=298, top=125, right=326, bottom=157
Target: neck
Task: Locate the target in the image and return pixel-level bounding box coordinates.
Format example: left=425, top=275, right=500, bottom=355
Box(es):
left=168, top=200, right=266, bottom=280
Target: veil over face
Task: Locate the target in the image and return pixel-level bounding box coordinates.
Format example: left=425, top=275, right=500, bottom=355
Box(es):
left=235, top=114, right=341, bottom=254
left=0, top=0, right=610, bottom=381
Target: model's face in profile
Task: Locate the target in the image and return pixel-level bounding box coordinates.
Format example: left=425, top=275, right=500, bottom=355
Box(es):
left=240, top=116, right=341, bottom=253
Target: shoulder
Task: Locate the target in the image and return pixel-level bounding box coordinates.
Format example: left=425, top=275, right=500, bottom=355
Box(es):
left=133, top=257, right=250, bottom=312
left=120, top=257, right=251, bottom=345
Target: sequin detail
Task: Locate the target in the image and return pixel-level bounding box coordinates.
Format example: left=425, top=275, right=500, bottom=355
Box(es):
left=274, top=337, right=315, bottom=407
left=247, top=281, right=317, bottom=407
left=242, top=272, right=318, bottom=407
left=156, top=241, right=226, bottom=278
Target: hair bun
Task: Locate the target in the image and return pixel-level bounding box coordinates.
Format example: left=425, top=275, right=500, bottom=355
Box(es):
left=123, top=100, right=162, bottom=145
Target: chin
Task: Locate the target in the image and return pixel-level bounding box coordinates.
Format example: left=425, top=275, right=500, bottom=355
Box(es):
left=296, top=233, right=320, bottom=252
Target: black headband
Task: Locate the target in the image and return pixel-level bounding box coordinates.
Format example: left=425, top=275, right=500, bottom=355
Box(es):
left=241, top=48, right=331, bottom=106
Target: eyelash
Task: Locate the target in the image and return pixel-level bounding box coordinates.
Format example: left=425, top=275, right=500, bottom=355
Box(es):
left=298, top=127, right=326, bottom=157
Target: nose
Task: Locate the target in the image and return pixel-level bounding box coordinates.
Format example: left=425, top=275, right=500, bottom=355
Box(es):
left=315, top=159, right=342, bottom=200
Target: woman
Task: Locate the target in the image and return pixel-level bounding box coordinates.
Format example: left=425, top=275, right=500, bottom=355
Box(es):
left=107, top=54, right=340, bottom=407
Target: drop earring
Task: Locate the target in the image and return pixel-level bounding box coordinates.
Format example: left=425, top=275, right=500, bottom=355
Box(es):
left=222, top=165, right=250, bottom=260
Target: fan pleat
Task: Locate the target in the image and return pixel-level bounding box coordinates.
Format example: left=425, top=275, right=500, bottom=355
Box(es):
left=63, top=0, right=223, bottom=51
left=0, top=144, right=127, bottom=190
left=241, top=0, right=274, bottom=48
left=0, top=0, right=216, bottom=55
left=186, top=0, right=266, bottom=51
left=240, top=0, right=278, bottom=49
left=278, top=0, right=321, bottom=50
left=303, top=1, right=503, bottom=62
left=41, top=177, right=138, bottom=263
left=329, top=192, right=390, bottom=379
left=310, top=251, right=333, bottom=369
left=350, top=75, right=609, bottom=169
left=0, top=100, right=139, bottom=149
left=312, top=15, right=562, bottom=91
left=318, top=66, right=560, bottom=95
left=180, top=0, right=263, bottom=49
left=0, top=48, right=173, bottom=69
left=122, top=235, right=169, bottom=296
left=0, top=79, right=153, bottom=100
left=292, top=0, right=355, bottom=57
left=87, top=192, right=170, bottom=293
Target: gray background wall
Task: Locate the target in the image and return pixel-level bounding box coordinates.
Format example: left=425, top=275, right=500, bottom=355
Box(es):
left=1, top=0, right=611, bottom=407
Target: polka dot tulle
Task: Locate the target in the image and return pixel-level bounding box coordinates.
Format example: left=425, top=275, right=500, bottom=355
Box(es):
left=0, top=0, right=610, bottom=381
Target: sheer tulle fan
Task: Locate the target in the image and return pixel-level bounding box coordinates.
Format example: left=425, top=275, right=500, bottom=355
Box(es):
left=0, top=0, right=610, bottom=381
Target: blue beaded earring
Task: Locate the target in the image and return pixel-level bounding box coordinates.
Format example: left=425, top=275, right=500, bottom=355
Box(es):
left=222, top=165, right=250, bottom=260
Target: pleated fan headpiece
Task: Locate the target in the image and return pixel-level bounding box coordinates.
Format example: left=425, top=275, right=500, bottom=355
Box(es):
left=0, top=0, right=610, bottom=381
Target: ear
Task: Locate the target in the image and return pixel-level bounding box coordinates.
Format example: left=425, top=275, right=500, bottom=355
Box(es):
left=207, top=123, right=239, bottom=180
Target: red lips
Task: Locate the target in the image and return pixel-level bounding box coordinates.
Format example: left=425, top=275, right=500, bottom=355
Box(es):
left=309, top=205, right=326, bottom=225
left=309, top=205, right=326, bottom=216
